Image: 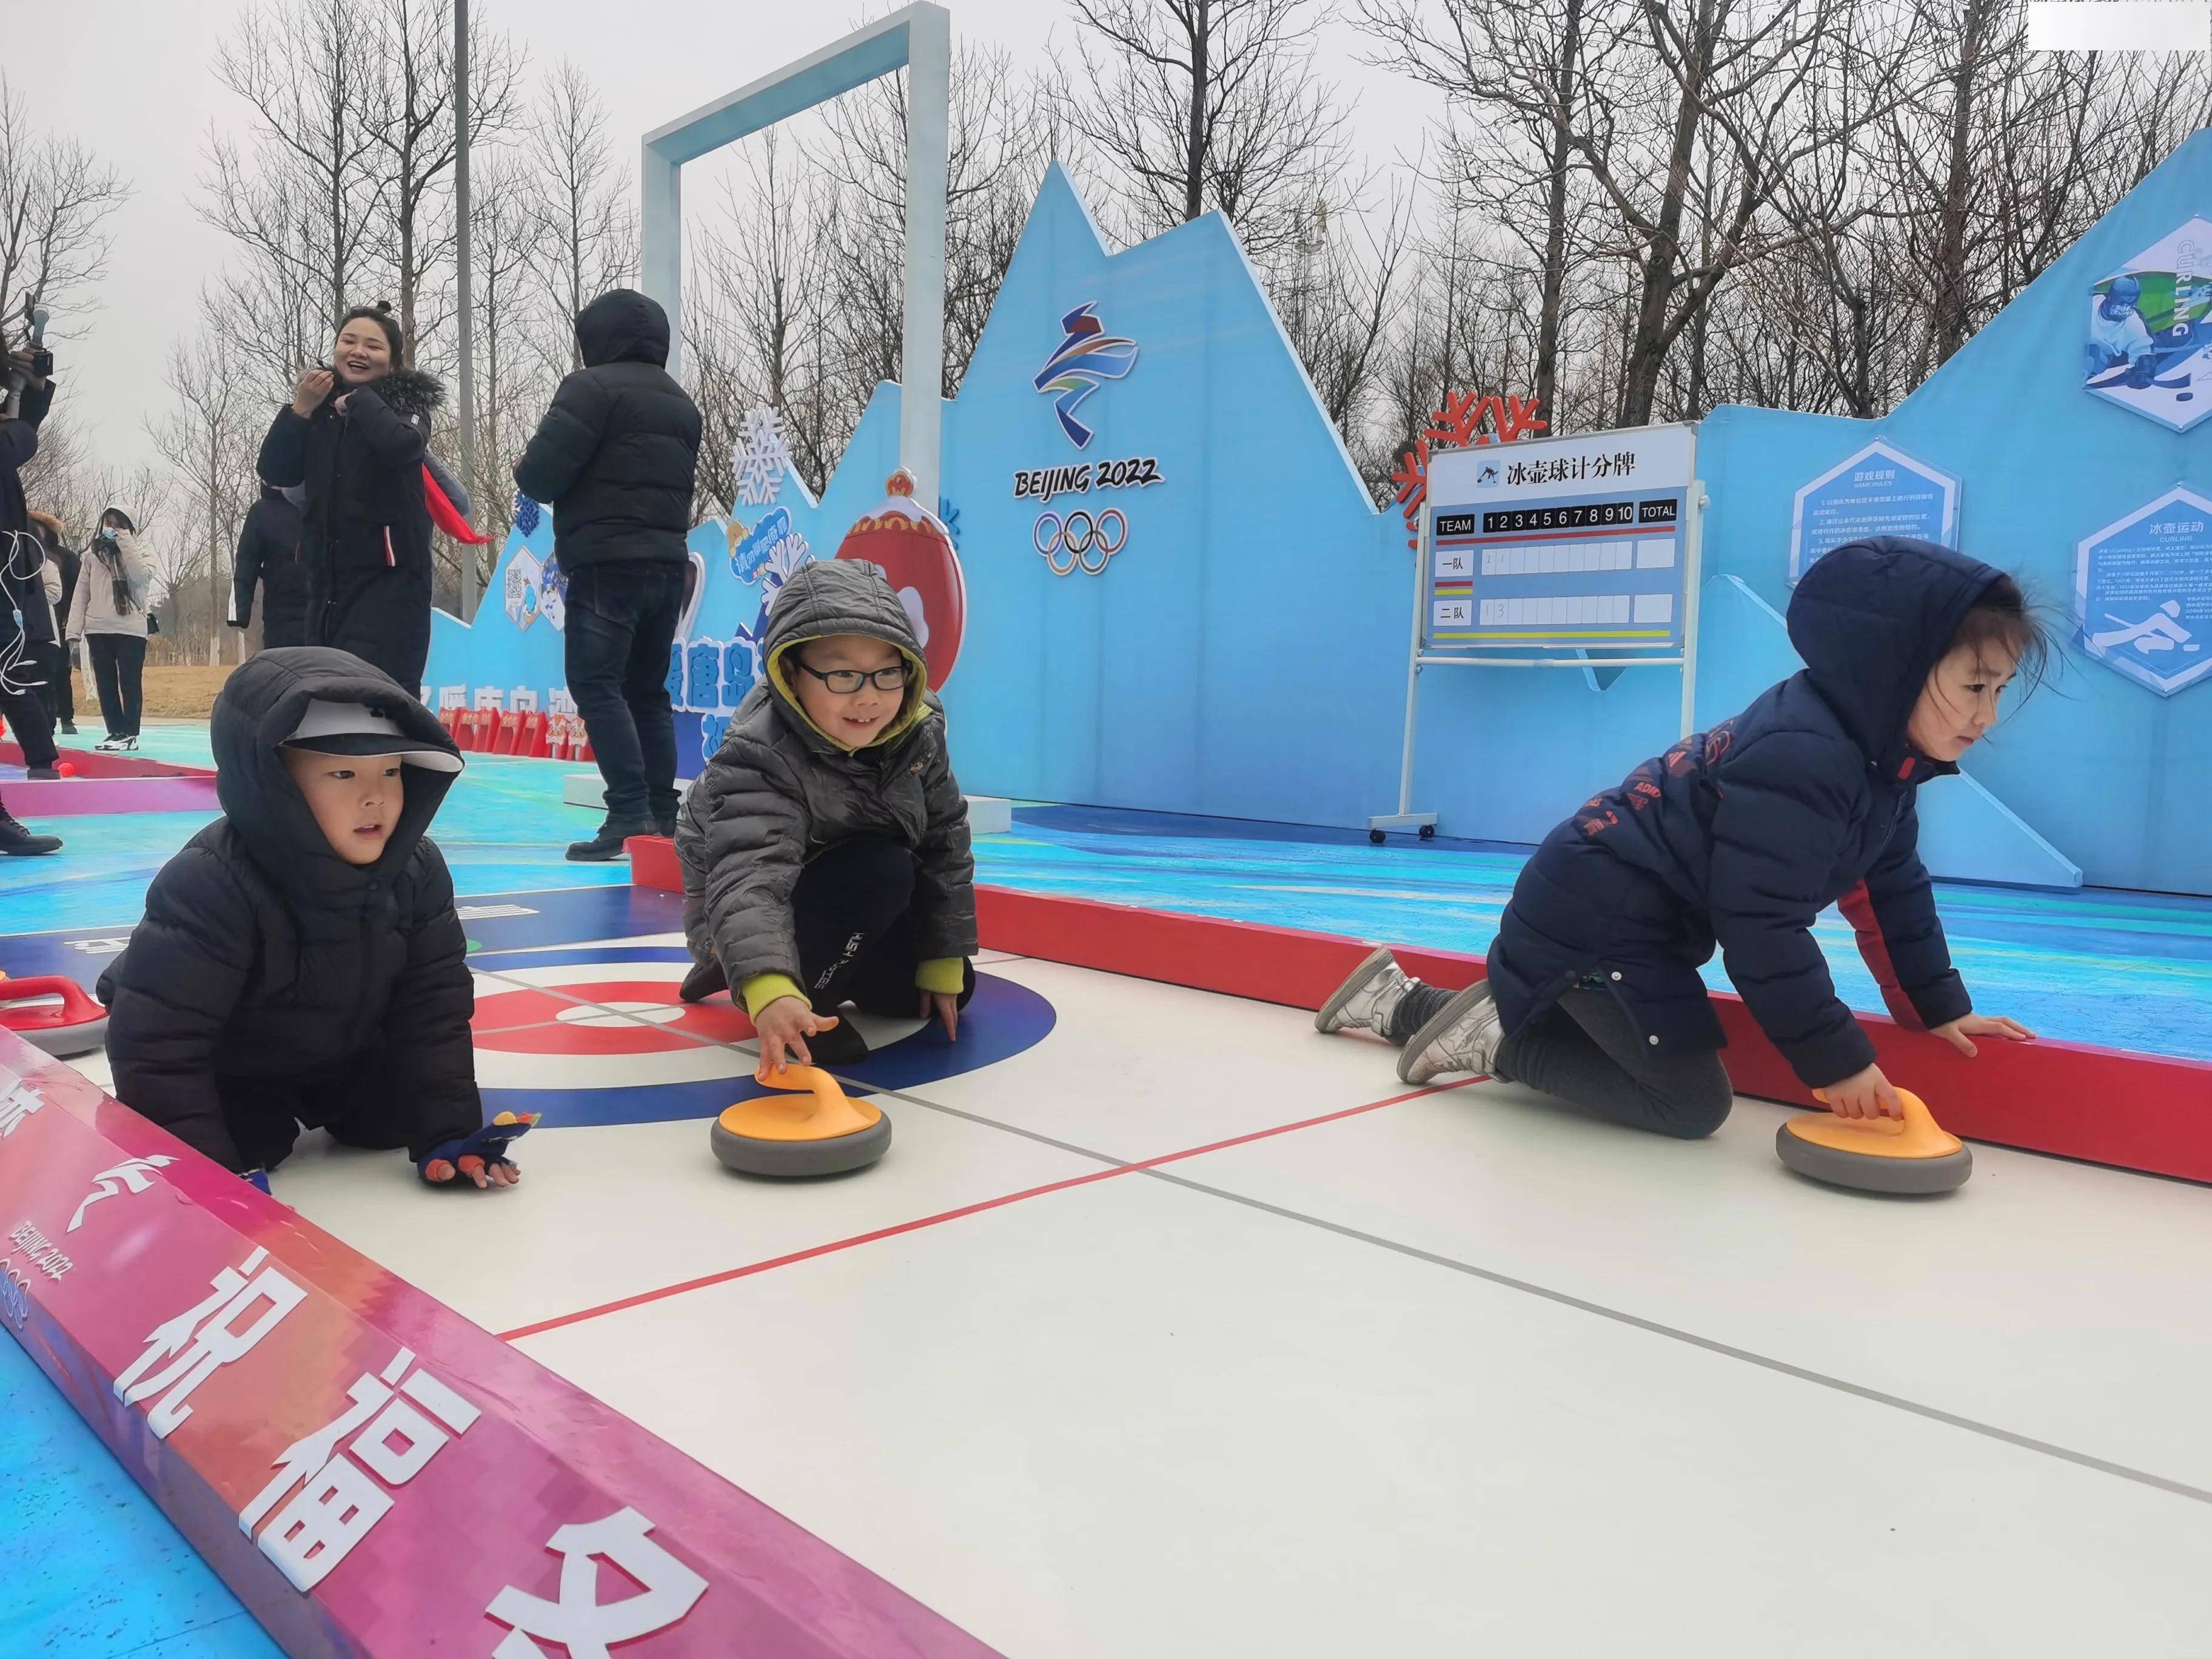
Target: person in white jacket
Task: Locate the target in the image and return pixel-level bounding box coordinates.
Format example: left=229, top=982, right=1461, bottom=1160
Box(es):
left=67, top=505, right=152, bottom=751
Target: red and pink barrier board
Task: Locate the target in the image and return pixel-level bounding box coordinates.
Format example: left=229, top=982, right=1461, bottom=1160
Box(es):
left=631, top=843, right=2212, bottom=1182
left=0, top=1030, right=999, bottom=1658
left=0, top=742, right=223, bottom=816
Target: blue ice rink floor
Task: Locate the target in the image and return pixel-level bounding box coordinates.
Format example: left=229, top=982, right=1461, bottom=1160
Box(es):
left=4, top=725, right=2207, bottom=1652
left=5, top=721, right=2211, bottom=1061
left=0, top=1338, right=283, bottom=1657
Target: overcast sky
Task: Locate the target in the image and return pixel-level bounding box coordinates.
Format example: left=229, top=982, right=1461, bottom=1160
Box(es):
left=24, top=1, right=1443, bottom=477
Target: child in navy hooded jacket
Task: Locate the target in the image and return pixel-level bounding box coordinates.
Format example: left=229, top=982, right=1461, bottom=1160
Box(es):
left=1318, top=537, right=2040, bottom=1136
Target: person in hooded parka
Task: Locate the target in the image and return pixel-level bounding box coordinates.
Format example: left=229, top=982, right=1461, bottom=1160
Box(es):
left=1318, top=538, right=2047, bottom=1138
left=99, top=648, right=529, bottom=1191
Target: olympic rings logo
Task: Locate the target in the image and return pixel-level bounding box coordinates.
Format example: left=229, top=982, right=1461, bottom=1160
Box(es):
left=0, top=1261, right=28, bottom=1333
left=1033, top=508, right=1128, bottom=576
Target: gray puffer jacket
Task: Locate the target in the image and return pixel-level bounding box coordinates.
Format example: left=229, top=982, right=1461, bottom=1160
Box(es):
left=675, top=558, right=976, bottom=1006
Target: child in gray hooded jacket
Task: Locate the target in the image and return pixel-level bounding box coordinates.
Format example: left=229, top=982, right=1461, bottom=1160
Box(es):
left=674, top=559, right=976, bottom=1074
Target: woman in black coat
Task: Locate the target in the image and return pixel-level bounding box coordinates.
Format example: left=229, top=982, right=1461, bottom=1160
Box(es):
left=256, top=303, right=443, bottom=691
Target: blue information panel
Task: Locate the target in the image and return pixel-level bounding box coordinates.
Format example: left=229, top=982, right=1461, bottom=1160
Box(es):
left=1789, top=440, right=1959, bottom=583
left=2076, top=484, right=2212, bottom=697
left=1421, top=425, right=1698, bottom=654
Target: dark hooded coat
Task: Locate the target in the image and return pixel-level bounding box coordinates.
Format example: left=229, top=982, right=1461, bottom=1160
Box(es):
left=257, top=367, right=438, bottom=583
left=98, top=648, right=478, bottom=1171
left=512, top=289, right=702, bottom=569
left=1486, top=537, right=1988, bottom=1090
left=232, top=487, right=309, bottom=646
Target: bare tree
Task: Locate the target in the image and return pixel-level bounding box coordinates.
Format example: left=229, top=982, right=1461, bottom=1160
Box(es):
left=1358, top=0, right=1620, bottom=423
left=685, top=134, right=837, bottom=511
left=1273, top=184, right=1418, bottom=440
left=455, top=148, right=546, bottom=575
left=1055, top=0, right=1354, bottom=260
left=819, top=41, right=1053, bottom=395
left=150, top=329, right=260, bottom=662
left=205, top=0, right=393, bottom=358
left=0, top=76, right=130, bottom=346
left=528, top=59, right=635, bottom=372
left=367, top=0, right=524, bottom=364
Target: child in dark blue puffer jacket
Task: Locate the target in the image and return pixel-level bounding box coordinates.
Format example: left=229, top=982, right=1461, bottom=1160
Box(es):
left=1318, top=537, right=2042, bottom=1137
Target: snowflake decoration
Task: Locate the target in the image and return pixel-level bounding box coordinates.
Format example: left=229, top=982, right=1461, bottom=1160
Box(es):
left=1391, top=392, right=1548, bottom=549
left=937, top=496, right=962, bottom=547
left=732, top=407, right=794, bottom=507
left=514, top=495, right=541, bottom=535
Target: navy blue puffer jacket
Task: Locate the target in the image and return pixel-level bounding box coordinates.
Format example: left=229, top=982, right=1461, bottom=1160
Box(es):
left=1486, top=537, right=1994, bottom=1089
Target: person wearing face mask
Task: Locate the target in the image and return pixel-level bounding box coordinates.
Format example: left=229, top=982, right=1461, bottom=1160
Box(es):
left=256, top=301, right=444, bottom=691
left=65, top=506, right=152, bottom=752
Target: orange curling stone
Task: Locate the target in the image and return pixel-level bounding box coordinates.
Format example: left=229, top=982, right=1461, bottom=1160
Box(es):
left=711, top=1064, right=890, bottom=1177
left=1777, top=1087, right=1971, bottom=1195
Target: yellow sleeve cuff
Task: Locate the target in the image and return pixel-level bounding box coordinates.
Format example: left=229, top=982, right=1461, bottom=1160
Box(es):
left=914, top=957, right=968, bottom=995
left=911, top=955, right=964, bottom=995
left=742, top=973, right=807, bottom=1019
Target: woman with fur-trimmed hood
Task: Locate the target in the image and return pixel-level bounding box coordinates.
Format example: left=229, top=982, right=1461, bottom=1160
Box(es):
left=256, top=301, right=444, bottom=691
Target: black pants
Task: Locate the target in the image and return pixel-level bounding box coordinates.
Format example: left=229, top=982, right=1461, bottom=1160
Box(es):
left=794, top=839, right=976, bottom=1016
left=219, top=1047, right=477, bottom=1172
left=1394, top=982, right=1732, bottom=1140
left=85, top=634, right=146, bottom=738
left=563, top=561, right=685, bottom=828
left=0, top=679, right=57, bottom=766
left=1496, top=989, right=1734, bottom=1139
left=317, top=565, right=432, bottom=693
left=37, top=641, right=73, bottom=725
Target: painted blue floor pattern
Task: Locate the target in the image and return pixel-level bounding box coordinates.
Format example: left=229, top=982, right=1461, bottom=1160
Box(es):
left=6, top=725, right=2209, bottom=1063
left=0, top=1336, right=282, bottom=1657
left=982, top=805, right=2212, bottom=1063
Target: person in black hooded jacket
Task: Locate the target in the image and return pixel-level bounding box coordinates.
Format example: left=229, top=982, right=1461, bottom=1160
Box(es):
left=99, top=647, right=531, bottom=1190
left=0, top=344, right=61, bottom=854
left=1318, top=537, right=2042, bottom=1138
left=514, top=287, right=702, bottom=860
left=257, top=303, right=442, bottom=692
left=231, top=481, right=309, bottom=648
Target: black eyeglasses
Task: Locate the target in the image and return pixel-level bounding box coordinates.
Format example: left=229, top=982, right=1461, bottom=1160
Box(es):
left=791, top=659, right=910, bottom=695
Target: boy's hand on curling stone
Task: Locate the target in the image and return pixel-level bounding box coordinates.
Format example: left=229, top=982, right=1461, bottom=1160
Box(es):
left=1931, top=1014, right=2036, bottom=1059
left=922, top=990, right=960, bottom=1042
left=754, top=996, right=836, bottom=1077
left=1823, top=1062, right=1902, bottom=1121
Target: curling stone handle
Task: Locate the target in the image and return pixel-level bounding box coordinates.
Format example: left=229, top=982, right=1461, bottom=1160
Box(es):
left=1810, top=1085, right=1933, bottom=1138
left=758, top=1063, right=846, bottom=1114
left=0, top=974, right=103, bottom=1025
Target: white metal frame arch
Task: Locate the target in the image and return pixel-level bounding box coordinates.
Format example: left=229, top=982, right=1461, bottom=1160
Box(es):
left=640, top=4, right=951, bottom=501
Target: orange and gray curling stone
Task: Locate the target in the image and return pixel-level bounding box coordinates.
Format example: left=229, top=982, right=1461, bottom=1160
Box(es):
left=712, top=1064, right=891, bottom=1177
left=1776, top=1087, right=1972, bottom=1195
left=0, top=973, right=108, bottom=1059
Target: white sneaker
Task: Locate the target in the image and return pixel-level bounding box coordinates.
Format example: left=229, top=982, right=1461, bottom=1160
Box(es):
left=1315, top=947, right=1413, bottom=1037
left=116, top=735, right=138, bottom=751
left=92, top=736, right=122, bottom=752
left=1397, top=980, right=1504, bottom=1085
